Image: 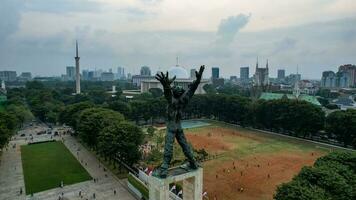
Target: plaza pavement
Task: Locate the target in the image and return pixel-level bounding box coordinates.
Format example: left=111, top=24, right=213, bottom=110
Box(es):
left=0, top=124, right=136, bottom=200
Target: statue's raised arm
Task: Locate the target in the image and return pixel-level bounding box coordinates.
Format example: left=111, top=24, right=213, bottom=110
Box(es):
left=155, top=72, right=176, bottom=103
left=182, top=65, right=205, bottom=102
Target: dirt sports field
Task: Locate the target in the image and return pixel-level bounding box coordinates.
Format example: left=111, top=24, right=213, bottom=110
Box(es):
left=184, top=121, right=334, bottom=200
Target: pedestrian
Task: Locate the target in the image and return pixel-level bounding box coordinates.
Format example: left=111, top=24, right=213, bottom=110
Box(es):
left=79, top=190, right=81, bottom=197
left=114, top=189, right=116, bottom=195
left=19, top=187, right=22, bottom=195
left=93, top=193, right=96, bottom=199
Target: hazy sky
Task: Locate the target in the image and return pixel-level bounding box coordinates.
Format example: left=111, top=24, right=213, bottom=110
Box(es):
left=1, top=0, right=356, bottom=79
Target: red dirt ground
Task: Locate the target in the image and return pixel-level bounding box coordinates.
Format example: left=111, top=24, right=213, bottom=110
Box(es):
left=185, top=126, right=326, bottom=200
left=203, top=152, right=323, bottom=200
left=185, top=134, right=233, bottom=153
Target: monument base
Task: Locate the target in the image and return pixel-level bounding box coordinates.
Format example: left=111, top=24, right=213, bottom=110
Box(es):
left=148, top=166, right=203, bottom=200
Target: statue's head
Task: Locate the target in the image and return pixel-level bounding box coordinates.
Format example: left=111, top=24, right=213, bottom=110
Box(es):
left=172, top=85, right=185, bottom=98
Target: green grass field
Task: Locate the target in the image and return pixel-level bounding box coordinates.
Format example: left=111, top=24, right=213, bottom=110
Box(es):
left=21, top=141, right=91, bottom=194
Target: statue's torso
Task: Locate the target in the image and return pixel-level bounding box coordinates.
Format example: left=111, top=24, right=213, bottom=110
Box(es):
left=166, top=97, right=186, bottom=130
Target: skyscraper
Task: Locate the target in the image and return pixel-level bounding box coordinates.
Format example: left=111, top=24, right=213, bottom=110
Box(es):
left=117, top=66, right=125, bottom=79
left=66, top=66, right=75, bottom=80
left=212, top=67, right=219, bottom=79
left=0, top=71, right=17, bottom=82
left=75, top=41, right=81, bottom=94
left=240, top=67, right=249, bottom=83
left=277, top=69, right=285, bottom=80
left=190, top=69, right=196, bottom=79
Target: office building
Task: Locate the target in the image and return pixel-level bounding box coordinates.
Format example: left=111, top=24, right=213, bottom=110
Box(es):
left=240, top=67, right=249, bottom=82
left=277, top=69, right=285, bottom=80
left=212, top=67, right=219, bottom=79
left=0, top=71, right=17, bottom=82
left=101, top=72, right=115, bottom=81
left=66, top=66, right=76, bottom=81
left=117, top=66, right=125, bottom=79
left=190, top=69, right=196, bottom=79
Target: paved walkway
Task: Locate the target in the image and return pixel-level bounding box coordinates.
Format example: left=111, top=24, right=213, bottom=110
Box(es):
left=0, top=125, right=136, bottom=200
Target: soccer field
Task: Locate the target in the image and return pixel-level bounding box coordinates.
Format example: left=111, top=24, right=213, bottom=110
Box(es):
left=183, top=121, right=336, bottom=200
left=21, top=141, right=91, bottom=194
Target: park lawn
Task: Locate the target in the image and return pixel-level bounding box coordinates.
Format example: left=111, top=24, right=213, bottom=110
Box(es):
left=21, top=141, right=92, bottom=194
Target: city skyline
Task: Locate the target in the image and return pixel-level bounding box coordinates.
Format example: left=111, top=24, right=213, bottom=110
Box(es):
left=0, top=0, right=356, bottom=79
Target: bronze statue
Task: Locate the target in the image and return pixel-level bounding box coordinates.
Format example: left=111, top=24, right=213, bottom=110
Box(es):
left=153, top=65, right=205, bottom=178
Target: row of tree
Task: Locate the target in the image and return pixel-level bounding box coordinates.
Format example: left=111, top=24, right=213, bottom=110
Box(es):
left=274, top=151, right=356, bottom=200
left=120, top=93, right=354, bottom=148
left=20, top=81, right=356, bottom=149
left=0, top=89, right=34, bottom=149
left=60, top=105, right=144, bottom=165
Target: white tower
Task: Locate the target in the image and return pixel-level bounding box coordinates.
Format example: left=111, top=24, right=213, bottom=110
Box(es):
left=75, top=41, right=81, bottom=94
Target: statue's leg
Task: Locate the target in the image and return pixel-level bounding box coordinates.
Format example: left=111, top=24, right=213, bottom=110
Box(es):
left=162, top=129, right=175, bottom=169
left=153, top=129, right=175, bottom=178
left=175, top=129, right=199, bottom=169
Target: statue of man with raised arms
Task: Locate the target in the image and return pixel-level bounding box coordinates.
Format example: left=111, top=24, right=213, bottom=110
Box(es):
left=153, top=65, right=205, bottom=178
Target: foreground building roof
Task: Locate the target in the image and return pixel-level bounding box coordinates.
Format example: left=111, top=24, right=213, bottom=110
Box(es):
left=260, top=92, right=321, bottom=106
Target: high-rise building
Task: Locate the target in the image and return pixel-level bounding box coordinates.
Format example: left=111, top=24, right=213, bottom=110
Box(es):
left=140, top=66, right=151, bottom=76
left=117, top=66, right=125, bottom=79
left=212, top=67, right=219, bottom=79
left=254, top=58, right=269, bottom=86
left=190, top=69, right=196, bottom=79
left=240, top=67, right=249, bottom=82
left=82, top=70, right=89, bottom=80
left=75, top=41, right=81, bottom=94
left=101, top=72, right=114, bottom=81
left=321, top=68, right=353, bottom=88
left=88, top=71, right=95, bottom=80
left=339, top=64, right=356, bottom=87
left=277, top=69, right=285, bottom=80
left=0, top=71, right=17, bottom=82
left=321, top=71, right=337, bottom=88
left=66, top=66, right=75, bottom=80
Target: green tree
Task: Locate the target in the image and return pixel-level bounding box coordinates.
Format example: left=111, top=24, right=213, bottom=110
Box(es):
left=326, top=110, right=356, bottom=147
left=77, top=108, right=124, bottom=148
left=149, top=88, right=163, bottom=98
left=108, top=100, right=131, bottom=118
left=147, top=126, right=156, bottom=137
left=98, top=121, right=144, bottom=165
left=274, top=152, right=356, bottom=200
left=59, top=101, right=94, bottom=129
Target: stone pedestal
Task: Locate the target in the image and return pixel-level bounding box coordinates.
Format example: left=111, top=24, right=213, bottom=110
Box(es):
left=148, top=166, right=203, bottom=200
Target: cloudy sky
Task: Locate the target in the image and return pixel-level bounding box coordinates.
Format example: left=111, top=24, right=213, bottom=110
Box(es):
left=1, top=0, right=356, bottom=79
